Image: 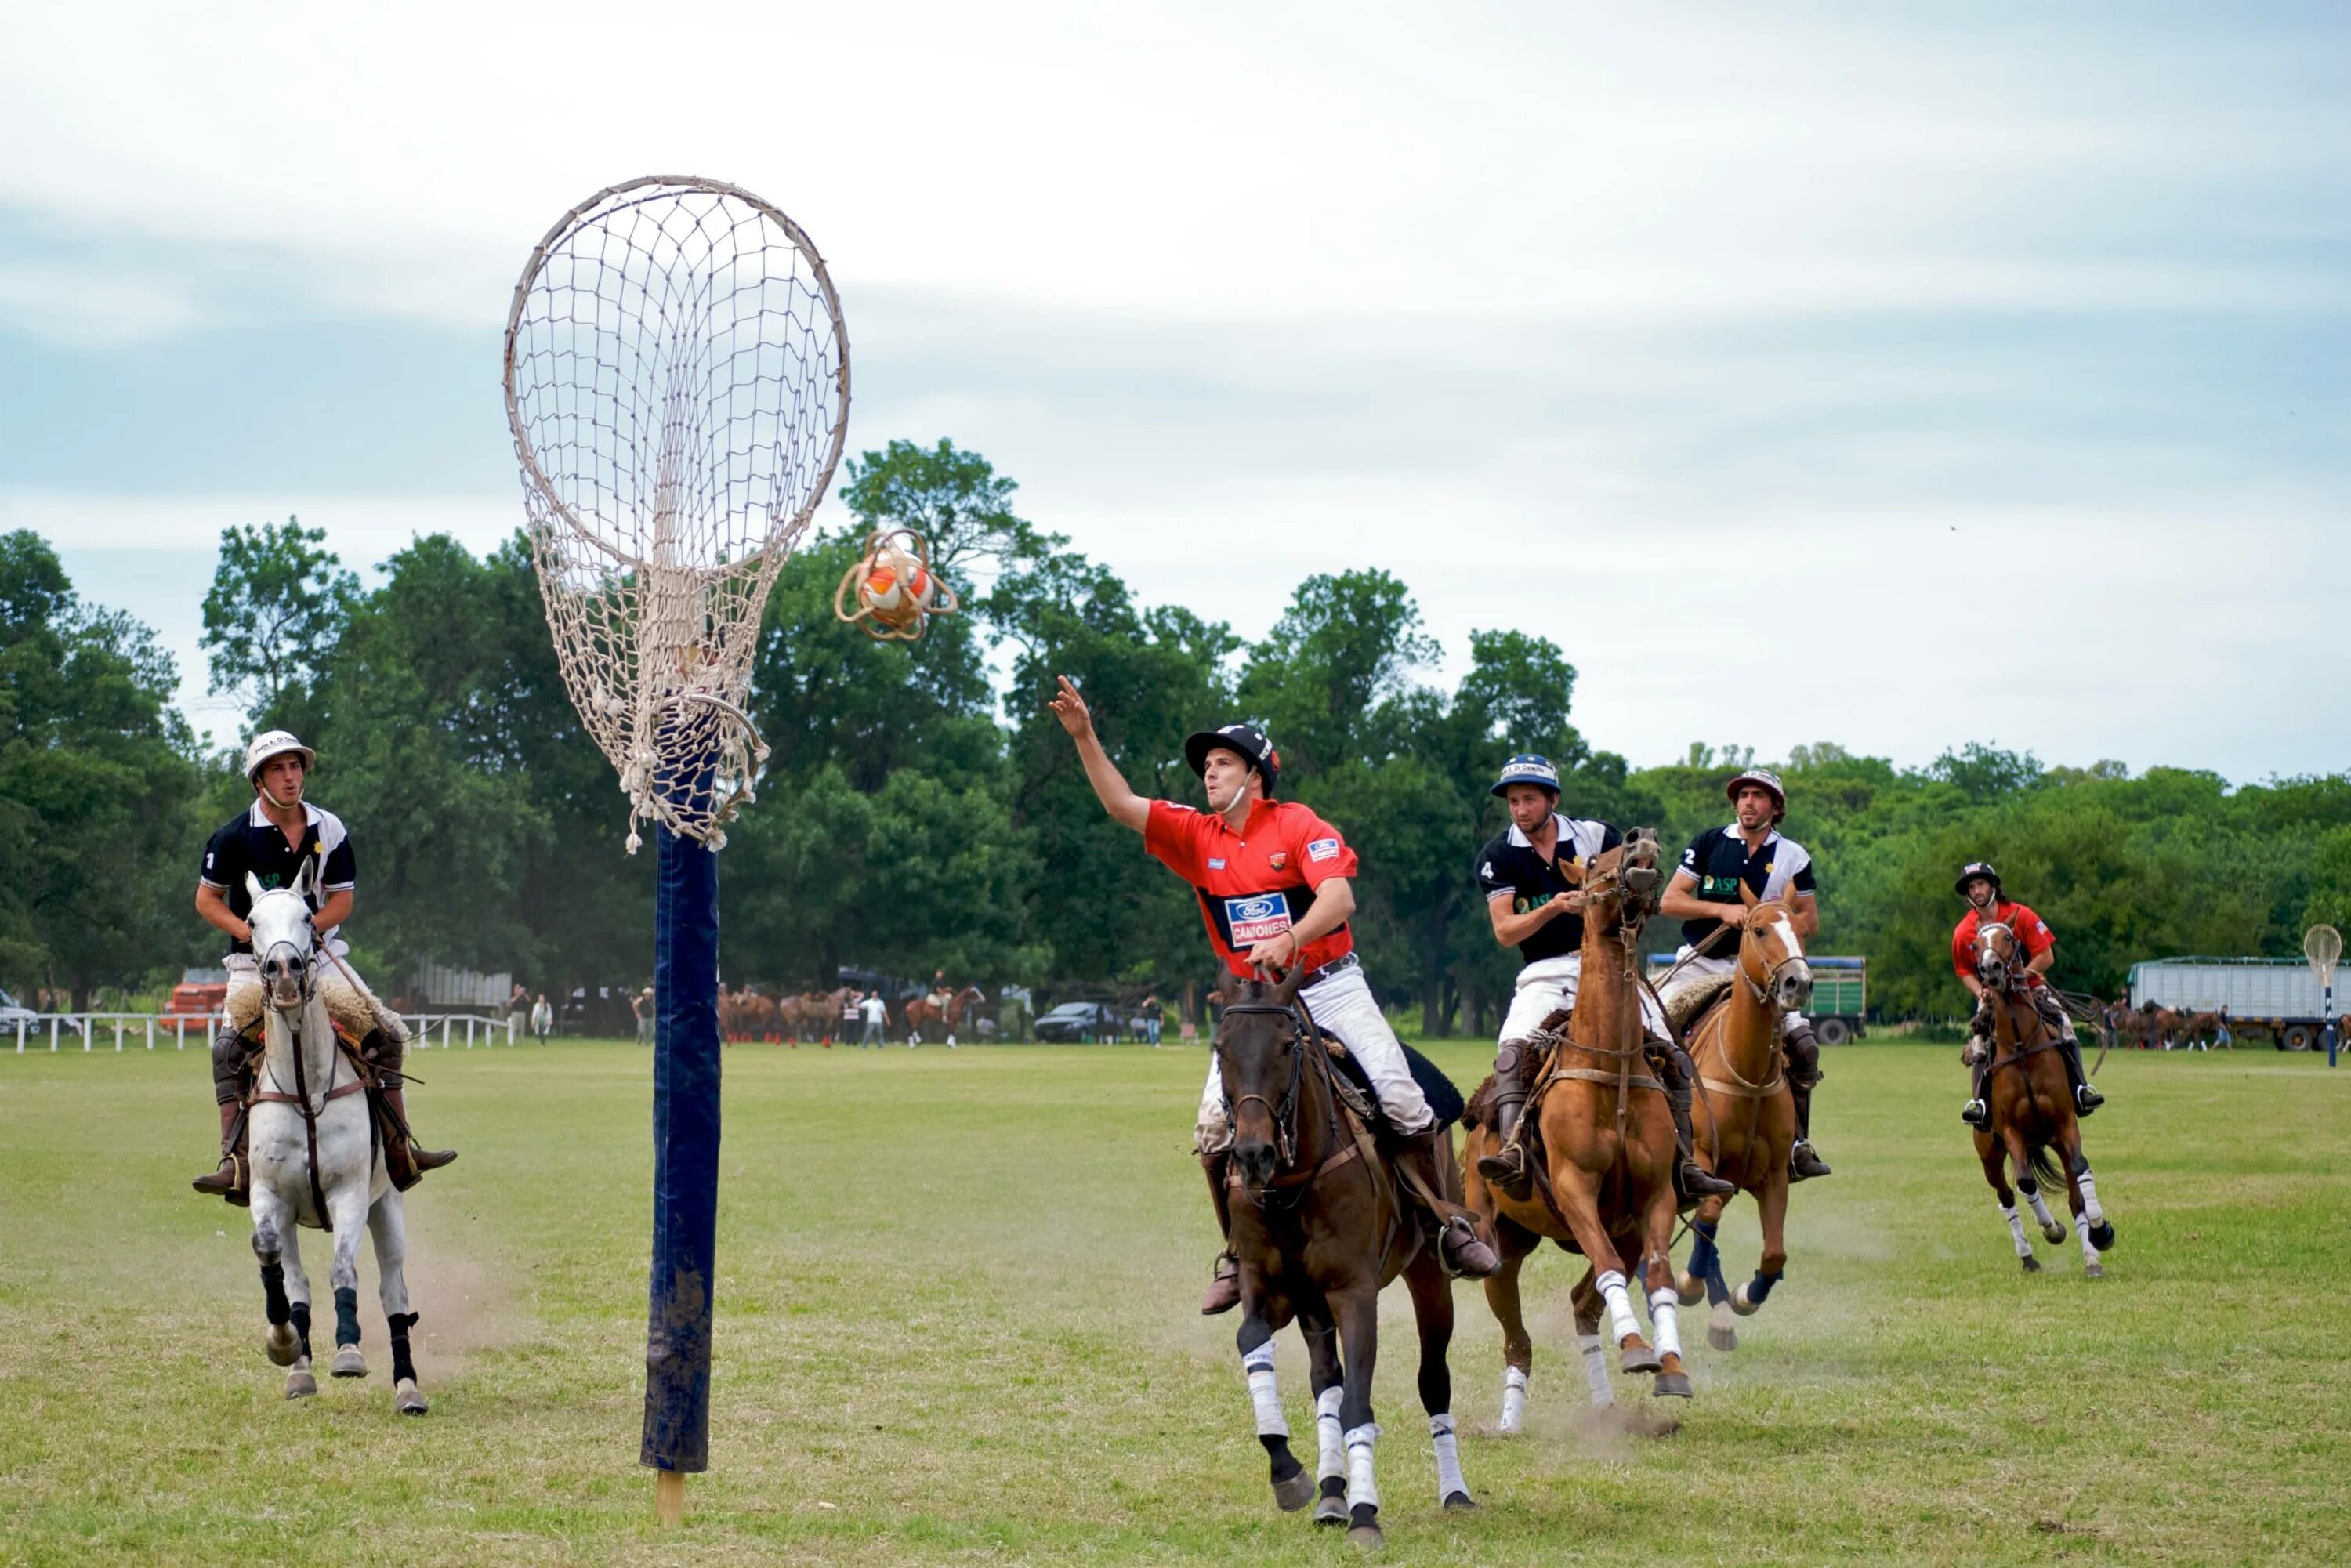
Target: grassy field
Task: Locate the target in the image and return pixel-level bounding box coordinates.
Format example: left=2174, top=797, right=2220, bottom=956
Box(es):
left=3, top=1036, right=2348, bottom=1566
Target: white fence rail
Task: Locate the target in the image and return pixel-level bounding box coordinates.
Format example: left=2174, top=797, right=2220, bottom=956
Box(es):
left=9, top=1012, right=519, bottom=1054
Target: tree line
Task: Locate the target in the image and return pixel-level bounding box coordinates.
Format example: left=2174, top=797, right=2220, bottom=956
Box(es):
left=5, top=438, right=2346, bottom=1027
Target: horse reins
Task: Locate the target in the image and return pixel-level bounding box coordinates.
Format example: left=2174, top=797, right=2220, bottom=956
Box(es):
left=247, top=940, right=367, bottom=1231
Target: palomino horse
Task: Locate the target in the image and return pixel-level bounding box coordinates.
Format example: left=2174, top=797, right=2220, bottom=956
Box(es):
left=242, top=868, right=425, bottom=1412
left=904, top=985, right=984, bottom=1044
left=1218, top=971, right=1473, bottom=1548
left=1675, top=898, right=1810, bottom=1351
left=1970, top=922, right=2117, bottom=1277
left=1463, top=828, right=1692, bottom=1425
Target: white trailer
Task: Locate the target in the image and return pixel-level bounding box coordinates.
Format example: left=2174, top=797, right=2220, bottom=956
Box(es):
left=2128, top=958, right=2338, bottom=1050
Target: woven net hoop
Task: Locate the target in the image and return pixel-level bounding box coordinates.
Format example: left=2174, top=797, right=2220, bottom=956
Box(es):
left=504, top=176, right=849, bottom=851
left=2309, top=924, right=2342, bottom=986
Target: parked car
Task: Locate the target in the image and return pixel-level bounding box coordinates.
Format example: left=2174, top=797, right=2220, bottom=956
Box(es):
left=1034, top=1001, right=1125, bottom=1043
left=0, top=987, right=36, bottom=1027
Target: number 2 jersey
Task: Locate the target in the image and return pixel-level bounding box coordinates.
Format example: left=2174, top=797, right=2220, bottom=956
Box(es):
left=1144, top=798, right=1357, bottom=980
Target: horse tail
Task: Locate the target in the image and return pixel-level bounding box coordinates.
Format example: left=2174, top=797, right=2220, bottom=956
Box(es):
left=2026, top=1140, right=2063, bottom=1193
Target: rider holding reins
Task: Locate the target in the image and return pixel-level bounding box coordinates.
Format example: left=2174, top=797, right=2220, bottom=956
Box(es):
left=1469, top=755, right=1737, bottom=1204
left=1953, top=861, right=2104, bottom=1128
left=1657, top=768, right=1833, bottom=1182
left=190, top=731, right=456, bottom=1204
left=1047, top=677, right=1501, bottom=1315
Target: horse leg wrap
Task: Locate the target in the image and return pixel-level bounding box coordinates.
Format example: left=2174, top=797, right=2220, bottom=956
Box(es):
left=2077, top=1170, right=2105, bottom=1227
left=1646, top=1287, right=1683, bottom=1362
left=288, top=1301, right=313, bottom=1362
left=1596, top=1269, right=1640, bottom=1345
left=333, top=1286, right=361, bottom=1348
left=1688, top=1219, right=1726, bottom=1304
left=1344, top=1422, right=1380, bottom=1513
left=260, top=1262, right=290, bottom=1326
left=1429, top=1413, right=1466, bottom=1504
left=1315, top=1386, right=1346, bottom=1483
left=388, top=1312, right=419, bottom=1385
left=1577, top=1335, right=1614, bottom=1406
left=2001, top=1203, right=2032, bottom=1258
left=1737, top=1270, right=1782, bottom=1312
left=1242, top=1342, right=1288, bottom=1439
left=2022, top=1185, right=2058, bottom=1232
left=1501, top=1363, right=1531, bottom=1429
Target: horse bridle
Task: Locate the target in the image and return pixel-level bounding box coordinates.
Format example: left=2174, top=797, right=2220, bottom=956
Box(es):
left=1219, top=1000, right=1313, bottom=1174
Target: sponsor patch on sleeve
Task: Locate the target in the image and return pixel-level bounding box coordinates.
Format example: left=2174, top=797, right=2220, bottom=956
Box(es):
left=1306, top=837, right=1340, bottom=863
left=1224, top=893, right=1294, bottom=944
left=1207, top=858, right=1226, bottom=871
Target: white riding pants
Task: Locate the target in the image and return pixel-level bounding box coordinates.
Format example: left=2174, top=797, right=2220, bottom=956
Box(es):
left=1500, top=952, right=1667, bottom=1042
left=1197, top=965, right=1433, bottom=1154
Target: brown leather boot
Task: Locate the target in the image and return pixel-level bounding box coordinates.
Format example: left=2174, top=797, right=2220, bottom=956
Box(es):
left=1473, top=1040, right=1535, bottom=1199
left=1200, top=1150, right=1241, bottom=1314
left=1395, top=1129, right=1500, bottom=1278
left=191, top=1101, right=250, bottom=1204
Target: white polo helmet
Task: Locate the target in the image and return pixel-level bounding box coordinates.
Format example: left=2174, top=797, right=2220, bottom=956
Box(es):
left=244, top=730, right=317, bottom=781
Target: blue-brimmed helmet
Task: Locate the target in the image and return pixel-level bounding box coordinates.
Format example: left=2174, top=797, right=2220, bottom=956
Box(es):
left=1491, top=754, right=1560, bottom=799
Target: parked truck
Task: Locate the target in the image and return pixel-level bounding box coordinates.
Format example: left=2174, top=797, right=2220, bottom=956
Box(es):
left=2128, top=958, right=2340, bottom=1051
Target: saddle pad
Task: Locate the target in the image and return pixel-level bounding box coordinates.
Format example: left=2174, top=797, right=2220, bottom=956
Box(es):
left=1661, top=972, right=1736, bottom=1035
left=1330, top=1040, right=1466, bottom=1128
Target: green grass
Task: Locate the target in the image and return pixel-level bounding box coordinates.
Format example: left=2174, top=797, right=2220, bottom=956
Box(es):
left=3, top=1037, right=2347, bottom=1566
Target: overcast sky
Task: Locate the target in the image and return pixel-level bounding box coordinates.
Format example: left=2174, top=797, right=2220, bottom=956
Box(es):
left=3, top=2, right=2344, bottom=779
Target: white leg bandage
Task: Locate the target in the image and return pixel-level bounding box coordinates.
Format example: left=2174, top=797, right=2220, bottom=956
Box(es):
left=2022, top=1186, right=2057, bottom=1231
left=1501, top=1363, right=1531, bottom=1430
left=2080, top=1223, right=2102, bottom=1268
left=1646, top=1286, right=1683, bottom=1363
left=2078, top=1170, right=2105, bottom=1226
left=1242, top=1342, right=1288, bottom=1439
left=1316, top=1385, right=1345, bottom=1482
left=1597, top=1269, right=1640, bottom=1345
left=1429, top=1413, right=1465, bottom=1502
left=1578, top=1334, right=1614, bottom=1407
left=2001, top=1202, right=2032, bottom=1258
left=1344, top=1422, right=1381, bottom=1513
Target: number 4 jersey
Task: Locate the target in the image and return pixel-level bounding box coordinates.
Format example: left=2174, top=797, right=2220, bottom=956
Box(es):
left=1143, top=798, right=1358, bottom=980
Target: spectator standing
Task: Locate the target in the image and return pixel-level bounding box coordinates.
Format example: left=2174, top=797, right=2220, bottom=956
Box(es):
left=635, top=987, right=655, bottom=1046
left=860, top=990, right=886, bottom=1048
left=507, top=982, right=530, bottom=1044
left=531, top=991, right=553, bottom=1045
left=1141, top=994, right=1163, bottom=1048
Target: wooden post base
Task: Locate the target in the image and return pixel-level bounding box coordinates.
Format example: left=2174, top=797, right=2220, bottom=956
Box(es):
left=655, top=1468, right=686, bottom=1527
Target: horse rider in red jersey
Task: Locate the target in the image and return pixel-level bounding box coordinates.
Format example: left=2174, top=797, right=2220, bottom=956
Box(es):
left=1657, top=767, right=1834, bottom=1181
left=1954, top=861, right=2104, bottom=1128
left=190, top=731, right=456, bottom=1203
left=1047, top=675, right=1502, bottom=1315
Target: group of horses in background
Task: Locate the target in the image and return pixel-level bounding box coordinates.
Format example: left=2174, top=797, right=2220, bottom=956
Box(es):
left=2106, top=1000, right=2230, bottom=1052
left=716, top=983, right=985, bottom=1045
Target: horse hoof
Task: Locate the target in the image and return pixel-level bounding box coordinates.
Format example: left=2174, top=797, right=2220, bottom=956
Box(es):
left=1619, top=1343, right=1662, bottom=1375
left=285, top=1367, right=317, bottom=1400
left=1315, top=1492, right=1348, bottom=1527
left=2021, top=1255, right=2041, bottom=1273
left=331, top=1345, right=367, bottom=1378
left=1675, top=1270, right=1704, bottom=1305
left=2041, top=1222, right=2066, bottom=1245
left=1346, top=1509, right=1383, bottom=1550
left=1273, top=1468, right=1317, bottom=1512
left=394, top=1378, right=428, bottom=1414
left=1708, top=1324, right=1738, bottom=1353
left=1652, top=1372, right=1694, bottom=1400
left=1443, top=1490, right=1477, bottom=1512
left=1730, top=1291, right=1760, bottom=1319
left=265, top=1325, right=299, bottom=1367
left=2084, top=1261, right=2106, bottom=1280
left=2089, top=1222, right=2117, bottom=1252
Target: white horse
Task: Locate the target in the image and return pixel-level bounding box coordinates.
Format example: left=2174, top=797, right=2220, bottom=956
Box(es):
left=243, top=867, right=426, bottom=1413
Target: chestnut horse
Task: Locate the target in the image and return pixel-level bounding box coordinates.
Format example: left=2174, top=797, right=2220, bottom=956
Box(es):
left=904, top=985, right=984, bottom=1044
left=1217, top=970, right=1473, bottom=1549
left=1675, top=897, right=1810, bottom=1352
left=1971, top=923, right=2117, bottom=1276
left=1462, top=828, right=1692, bottom=1427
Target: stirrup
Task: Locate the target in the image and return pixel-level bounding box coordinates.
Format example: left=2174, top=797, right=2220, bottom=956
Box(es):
left=2074, top=1085, right=2104, bottom=1115
left=1476, top=1143, right=1534, bottom=1199
left=1961, top=1098, right=1990, bottom=1129
left=1789, top=1140, right=1832, bottom=1181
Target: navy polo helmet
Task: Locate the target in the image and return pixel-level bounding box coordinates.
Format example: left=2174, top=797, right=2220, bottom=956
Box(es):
left=1491, top=754, right=1561, bottom=798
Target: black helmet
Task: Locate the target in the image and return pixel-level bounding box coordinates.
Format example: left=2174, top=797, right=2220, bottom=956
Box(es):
left=1955, top=861, right=2003, bottom=899
left=1184, top=723, right=1280, bottom=797
left=1491, top=754, right=1561, bottom=799
left=1725, top=767, right=1786, bottom=822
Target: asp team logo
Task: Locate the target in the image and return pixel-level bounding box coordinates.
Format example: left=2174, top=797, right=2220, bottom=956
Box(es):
left=1224, top=893, right=1294, bottom=945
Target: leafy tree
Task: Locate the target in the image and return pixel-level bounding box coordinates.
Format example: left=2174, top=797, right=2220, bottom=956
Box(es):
left=201, top=516, right=358, bottom=732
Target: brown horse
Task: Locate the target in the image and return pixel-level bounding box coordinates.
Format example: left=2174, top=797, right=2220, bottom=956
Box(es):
left=1462, top=829, right=1692, bottom=1427
left=903, top=984, right=984, bottom=1044
left=1674, top=899, right=1809, bottom=1352
left=777, top=987, right=853, bottom=1043
left=1970, top=923, right=2117, bottom=1276
left=1218, top=970, right=1473, bottom=1548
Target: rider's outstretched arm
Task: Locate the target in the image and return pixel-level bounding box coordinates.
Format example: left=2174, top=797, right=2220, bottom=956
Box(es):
left=1047, top=675, right=1149, bottom=834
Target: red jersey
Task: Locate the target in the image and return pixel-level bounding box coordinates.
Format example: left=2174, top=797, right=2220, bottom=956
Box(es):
left=1144, top=798, right=1358, bottom=980
left=1953, top=900, right=2055, bottom=984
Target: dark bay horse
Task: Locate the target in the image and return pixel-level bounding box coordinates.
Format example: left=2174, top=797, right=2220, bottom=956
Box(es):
left=1971, top=923, right=2117, bottom=1276
left=1676, top=897, right=1809, bottom=1351
left=1218, top=970, right=1473, bottom=1548
left=1462, top=829, right=1692, bottom=1425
